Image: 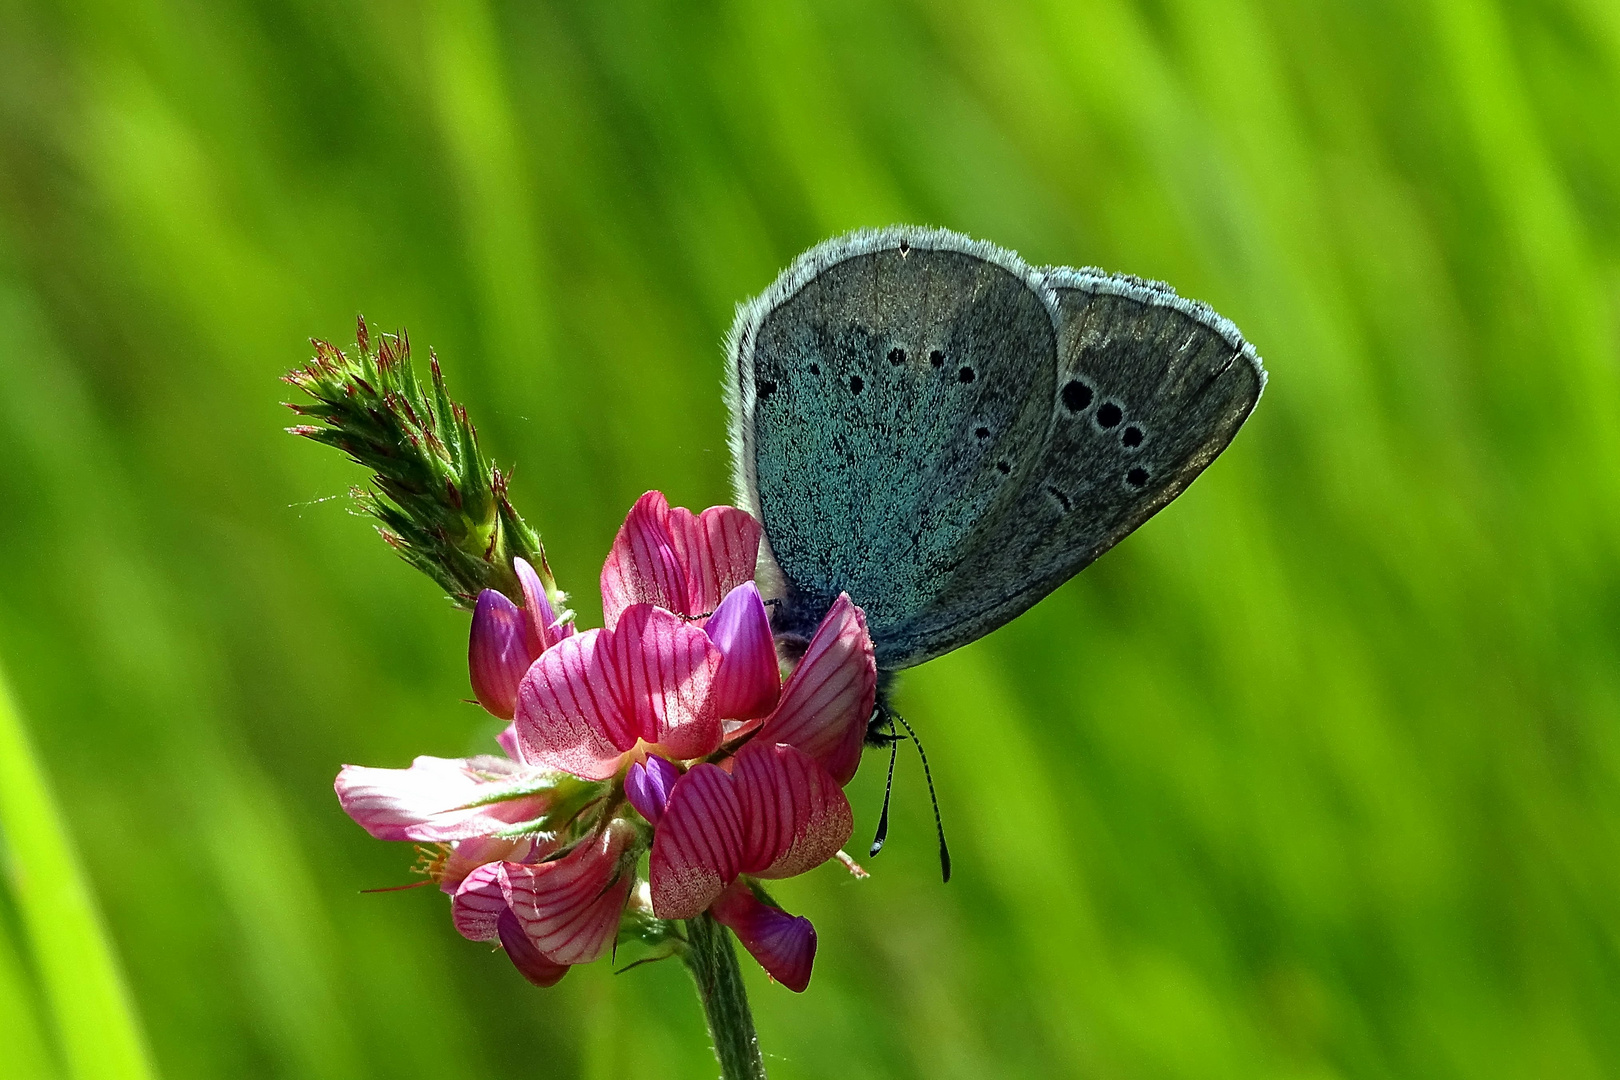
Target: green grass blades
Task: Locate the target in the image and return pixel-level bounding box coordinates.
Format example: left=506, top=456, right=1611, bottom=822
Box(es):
left=0, top=662, right=156, bottom=1080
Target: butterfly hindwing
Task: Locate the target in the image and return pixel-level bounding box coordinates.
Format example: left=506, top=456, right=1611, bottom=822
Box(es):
left=880, top=268, right=1265, bottom=668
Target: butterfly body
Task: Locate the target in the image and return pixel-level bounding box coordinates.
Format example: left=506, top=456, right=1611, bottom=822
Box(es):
left=726, top=226, right=1265, bottom=677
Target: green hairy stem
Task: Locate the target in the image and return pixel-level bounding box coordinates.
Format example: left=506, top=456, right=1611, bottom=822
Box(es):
left=682, top=914, right=767, bottom=1080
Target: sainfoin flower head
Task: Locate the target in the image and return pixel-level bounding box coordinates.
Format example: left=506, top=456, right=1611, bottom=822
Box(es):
left=336, top=491, right=875, bottom=992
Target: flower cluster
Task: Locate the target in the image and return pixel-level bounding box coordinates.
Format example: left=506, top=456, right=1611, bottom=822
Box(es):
left=336, top=492, right=876, bottom=991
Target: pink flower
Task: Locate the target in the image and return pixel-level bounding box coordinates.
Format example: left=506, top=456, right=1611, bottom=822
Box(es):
left=338, top=491, right=877, bottom=995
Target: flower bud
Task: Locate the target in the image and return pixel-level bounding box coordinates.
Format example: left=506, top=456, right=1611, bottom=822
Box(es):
left=469, top=589, right=541, bottom=719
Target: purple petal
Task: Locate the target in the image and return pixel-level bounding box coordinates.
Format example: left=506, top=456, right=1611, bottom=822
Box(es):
left=496, top=908, right=571, bottom=987
left=469, top=590, right=539, bottom=720
left=625, top=754, right=681, bottom=826
left=705, top=583, right=781, bottom=720
left=514, top=557, right=568, bottom=652
left=647, top=763, right=744, bottom=919
left=334, top=755, right=546, bottom=842
left=712, top=883, right=817, bottom=993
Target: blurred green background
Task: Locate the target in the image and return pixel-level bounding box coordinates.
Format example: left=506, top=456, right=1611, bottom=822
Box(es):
left=2, top=0, right=1619, bottom=1077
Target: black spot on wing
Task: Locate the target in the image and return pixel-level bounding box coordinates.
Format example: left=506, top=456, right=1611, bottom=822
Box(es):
left=1062, top=380, right=1092, bottom=412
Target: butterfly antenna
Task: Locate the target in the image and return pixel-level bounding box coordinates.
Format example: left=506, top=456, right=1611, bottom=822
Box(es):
left=892, top=711, right=952, bottom=883
left=868, top=731, right=900, bottom=857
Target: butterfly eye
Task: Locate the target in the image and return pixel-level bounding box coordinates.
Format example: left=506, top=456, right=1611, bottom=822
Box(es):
left=929, top=349, right=946, bottom=368
left=957, top=366, right=975, bottom=384
left=1122, top=425, right=1144, bottom=447
left=849, top=376, right=864, bottom=394
left=974, top=426, right=990, bottom=440
left=1126, top=466, right=1150, bottom=488
left=887, top=347, right=906, bottom=364
left=1095, top=402, right=1123, bottom=428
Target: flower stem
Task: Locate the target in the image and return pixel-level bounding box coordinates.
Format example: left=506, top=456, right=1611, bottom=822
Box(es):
left=682, top=914, right=767, bottom=1079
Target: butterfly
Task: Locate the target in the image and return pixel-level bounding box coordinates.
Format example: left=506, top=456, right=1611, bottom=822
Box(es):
left=724, top=226, right=1265, bottom=875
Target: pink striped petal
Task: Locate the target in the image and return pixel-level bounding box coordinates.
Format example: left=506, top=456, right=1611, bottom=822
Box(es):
left=601, top=491, right=689, bottom=626
left=711, top=883, right=817, bottom=993
left=515, top=629, right=636, bottom=781
left=665, top=505, right=762, bottom=618
left=501, top=824, right=635, bottom=965
left=753, top=595, right=876, bottom=785
left=732, top=742, right=853, bottom=879
left=514, top=557, right=568, bottom=652
left=469, top=590, right=538, bottom=720
left=648, top=763, right=745, bottom=919
left=451, top=863, right=508, bottom=941
left=600, top=604, right=724, bottom=762
left=335, top=755, right=548, bottom=842
left=496, top=907, right=570, bottom=987
left=705, top=583, right=781, bottom=721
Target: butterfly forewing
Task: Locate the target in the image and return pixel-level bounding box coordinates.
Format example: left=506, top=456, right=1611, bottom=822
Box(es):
left=731, top=229, right=1060, bottom=663
left=728, top=229, right=1265, bottom=671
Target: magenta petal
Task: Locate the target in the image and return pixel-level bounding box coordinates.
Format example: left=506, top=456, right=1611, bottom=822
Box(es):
left=626, top=755, right=681, bottom=826
left=515, top=628, right=635, bottom=781
left=501, top=826, right=634, bottom=965
left=601, top=491, right=689, bottom=626
left=711, top=883, right=817, bottom=993
left=754, top=595, right=876, bottom=785
left=334, top=755, right=545, bottom=842
left=600, top=604, right=724, bottom=762
left=664, top=505, right=762, bottom=619
left=451, top=863, right=508, bottom=941
left=496, top=723, right=524, bottom=762
left=648, top=763, right=745, bottom=919
left=496, top=907, right=571, bottom=987
left=469, top=590, right=537, bottom=720
left=513, top=557, right=562, bottom=653
left=731, top=742, right=853, bottom=879
left=705, top=583, right=781, bottom=721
